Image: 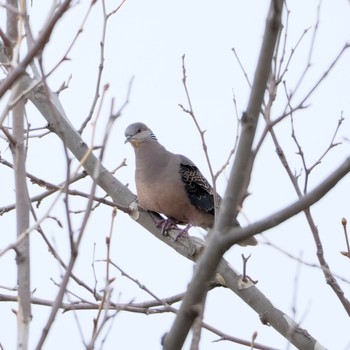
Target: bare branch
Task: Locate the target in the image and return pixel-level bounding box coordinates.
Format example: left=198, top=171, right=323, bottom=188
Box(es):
left=265, top=118, right=350, bottom=316
left=231, top=47, right=252, bottom=88
left=78, top=2, right=109, bottom=135
left=1, top=3, right=334, bottom=348
left=263, top=238, right=350, bottom=284
left=264, top=36, right=350, bottom=316
left=35, top=158, right=98, bottom=348
left=5, top=0, right=18, bottom=47
left=341, top=218, right=350, bottom=258
left=11, top=90, right=31, bottom=348
left=86, top=208, right=117, bottom=349
left=179, top=55, right=219, bottom=210
left=0, top=0, right=73, bottom=99
left=163, top=2, right=285, bottom=349
left=78, top=0, right=127, bottom=135
left=222, top=157, right=350, bottom=246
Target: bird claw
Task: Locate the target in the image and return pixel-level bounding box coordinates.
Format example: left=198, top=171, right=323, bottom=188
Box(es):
left=173, top=224, right=191, bottom=242
left=156, top=218, right=179, bottom=236
left=155, top=218, right=191, bottom=241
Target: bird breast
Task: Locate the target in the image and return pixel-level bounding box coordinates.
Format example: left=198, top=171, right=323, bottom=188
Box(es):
left=134, top=143, right=214, bottom=228
left=136, top=169, right=213, bottom=227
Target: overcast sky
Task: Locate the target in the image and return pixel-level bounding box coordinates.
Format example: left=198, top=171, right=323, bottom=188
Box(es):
left=1, top=1, right=350, bottom=349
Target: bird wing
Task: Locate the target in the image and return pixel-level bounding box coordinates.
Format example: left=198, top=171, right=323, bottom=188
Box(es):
left=178, top=155, right=217, bottom=215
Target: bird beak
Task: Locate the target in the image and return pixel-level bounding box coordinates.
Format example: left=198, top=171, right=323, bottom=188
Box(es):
left=124, top=136, right=131, bottom=144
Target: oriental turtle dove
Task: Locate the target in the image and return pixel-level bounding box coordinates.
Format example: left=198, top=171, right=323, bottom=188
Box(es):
left=125, top=122, right=257, bottom=246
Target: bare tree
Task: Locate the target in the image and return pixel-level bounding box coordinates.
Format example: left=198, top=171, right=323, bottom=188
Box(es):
left=0, top=1, right=349, bottom=349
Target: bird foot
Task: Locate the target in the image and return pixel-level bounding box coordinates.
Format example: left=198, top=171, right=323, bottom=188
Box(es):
left=173, top=224, right=192, bottom=242
left=156, top=218, right=179, bottom=236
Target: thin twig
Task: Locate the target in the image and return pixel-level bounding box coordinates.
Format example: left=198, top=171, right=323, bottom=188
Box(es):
left=264, top=116, right=350, bottom=315
left=179, top=54, right=219, bottom=210
left=0, top=0, right=73, bottom=99
left=341, top=218, right=350, bottom=258
left=163, top=3, right=284, bottom=348
left=78, top=0, right=127, bottom=134
left=263, top=238, right=350, bottom=284
left=231, top=48, right=252, bottom=88
left=87, top=207, right=118, bottom=349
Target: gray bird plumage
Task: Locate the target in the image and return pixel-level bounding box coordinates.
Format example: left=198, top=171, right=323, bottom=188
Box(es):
left=125, top=122, right=257, bottom=246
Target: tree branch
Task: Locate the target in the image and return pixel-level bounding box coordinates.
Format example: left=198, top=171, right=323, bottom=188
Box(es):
left=9, top=69, right=327, bottom=350
left=0, top=0, right=72, bottom=99
left=221, top=157, right=350, bottom=246
left=11, top=89, right=31, bottom=349
left=0, top=2, right=330, bottom=348
left=163, top=1, right=283, bottom=349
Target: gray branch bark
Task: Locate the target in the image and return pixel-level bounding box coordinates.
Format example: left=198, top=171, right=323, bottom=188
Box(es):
left=163, top=1, right=284, bottom=348
left=11, top=88, right=31, bottom=350
left=1, top=50, right=335, bottom=350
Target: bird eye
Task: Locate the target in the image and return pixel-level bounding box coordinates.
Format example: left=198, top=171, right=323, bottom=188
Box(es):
left=137, top=128, right=141, bottom=133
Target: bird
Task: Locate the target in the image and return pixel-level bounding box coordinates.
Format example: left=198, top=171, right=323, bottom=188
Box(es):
left=124, top=122, right=257, bottom=246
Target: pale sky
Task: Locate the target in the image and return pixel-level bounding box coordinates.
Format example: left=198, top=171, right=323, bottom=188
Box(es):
left=1, top=1, right=350, bottom=349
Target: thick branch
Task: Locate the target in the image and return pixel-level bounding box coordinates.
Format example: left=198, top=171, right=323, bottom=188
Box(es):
left=1, top=12, right=326, bottom=350
left=163, top=1, right=283, bottom=348
left=219, top=0, right=283, bottom=224
left=12, top=71, right=326, bottom=350
left=222, top=157, right=350, bottom=246
left=11, top=91, right=31, bottom=349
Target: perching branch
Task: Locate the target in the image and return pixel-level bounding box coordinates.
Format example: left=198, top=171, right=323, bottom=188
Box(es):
left=9, top=60, right=326, bottom=350
left=1, top=1, right=342, bottom=349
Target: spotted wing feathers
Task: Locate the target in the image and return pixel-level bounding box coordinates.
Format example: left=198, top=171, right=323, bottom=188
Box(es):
left=178, top=155, right=218, bottom=215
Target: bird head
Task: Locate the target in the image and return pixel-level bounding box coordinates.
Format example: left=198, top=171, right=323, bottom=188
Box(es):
left=124, top=122, right=157, bottom=147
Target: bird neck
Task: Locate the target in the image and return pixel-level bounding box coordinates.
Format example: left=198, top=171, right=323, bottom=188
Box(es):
left=134, top=140, right=169, bottom=172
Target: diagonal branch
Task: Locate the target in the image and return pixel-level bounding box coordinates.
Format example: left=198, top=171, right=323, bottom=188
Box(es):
left=222, top=156, right=350, bottom=247
left=0, top=4, right=329, bottom=349
left=162, top=1, right=283, bottom=349
left=13, top=65, right=328, bottom=350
